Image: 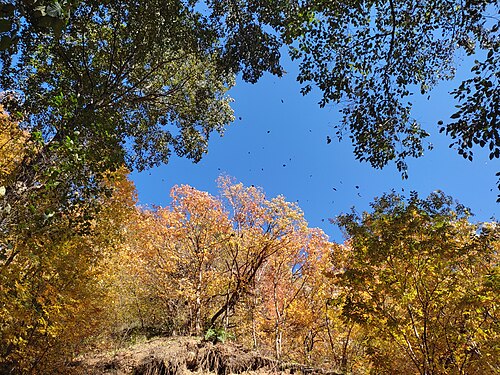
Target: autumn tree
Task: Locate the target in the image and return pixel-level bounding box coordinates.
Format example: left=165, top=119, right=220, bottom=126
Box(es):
left=333, top=191, right=499, bottom=374
left=250, top=229, right=372, bottom=371
left=0, top=106, right=139, bottom=373
left=209, top=177, right=314, bottom=333
left=255, top=228, right=330, bottom=360
left=108, top=182, right=232, bottom=337
left=141, top=185, right=232, bottom=335
left=273, top=238, right=371, bottom=371
left=101, top=208, right=169, bottom=340
left=116, top=176, right=340, bottom=349
left=0, top=146, right=135, bottom=374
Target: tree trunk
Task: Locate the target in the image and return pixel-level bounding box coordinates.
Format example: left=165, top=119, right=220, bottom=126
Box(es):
left=194, top=263, right=203, bottom=335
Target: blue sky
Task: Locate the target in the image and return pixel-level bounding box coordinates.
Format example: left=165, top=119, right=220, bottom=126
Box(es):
left=131, top=55, right=499, bottom=243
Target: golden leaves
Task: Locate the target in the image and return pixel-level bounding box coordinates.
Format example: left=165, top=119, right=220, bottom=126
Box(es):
left=0, top=106, right=28, bottom=182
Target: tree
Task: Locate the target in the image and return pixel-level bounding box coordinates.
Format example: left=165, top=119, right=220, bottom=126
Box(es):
left=0, top=153, right=138, bottom=373
left=115, top=176, right=337, bottom=344
left=334, top=191, right=499, bottom=374
left=2, top=0, right=498, bottom=183
left=209, top=176, right=311, bottom=330
left=0, top=104, right=137, bottom=371
left=144, top=184, right=232, bottom=335
left=257, top=228, right=330, bottom=360
left=0, top=1, right=239, bottom=336
left=285, top=0, right=499, bottom=177
left=0, top=0, right=286, bottom=176
left=0, top=103, right=104, bottom=283
left=0, top=1, right=72, bottom=52
left=0, top=0, right=290, bottom=265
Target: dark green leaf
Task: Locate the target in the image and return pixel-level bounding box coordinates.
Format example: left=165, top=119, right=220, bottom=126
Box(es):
left=0, top=35, right=11, bottom=50
left=0, top=19, right=11, bottom=33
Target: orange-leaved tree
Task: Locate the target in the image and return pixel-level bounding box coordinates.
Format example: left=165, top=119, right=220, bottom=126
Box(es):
left=256, top=227, right=332, bottom=360
left=124, top=176, right=338, bottom=347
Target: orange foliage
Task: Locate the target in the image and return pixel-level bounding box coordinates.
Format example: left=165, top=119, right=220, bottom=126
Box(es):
left=113, top=176, right=345, bottom=366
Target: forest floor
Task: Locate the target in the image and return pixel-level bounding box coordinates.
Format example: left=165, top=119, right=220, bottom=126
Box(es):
left=68, top=336, right=340, bottom=375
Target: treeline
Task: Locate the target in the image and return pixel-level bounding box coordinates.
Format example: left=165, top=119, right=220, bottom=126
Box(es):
left=1, top=108, right=498, bottom=374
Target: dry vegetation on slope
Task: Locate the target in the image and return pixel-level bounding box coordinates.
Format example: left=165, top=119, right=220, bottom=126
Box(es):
left=69, top=337, right=340, bottom=375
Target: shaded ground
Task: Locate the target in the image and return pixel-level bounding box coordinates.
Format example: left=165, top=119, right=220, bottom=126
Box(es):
left=69, top=337, right=340, bottom=375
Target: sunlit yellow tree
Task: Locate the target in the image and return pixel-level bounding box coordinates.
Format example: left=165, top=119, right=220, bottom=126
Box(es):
left=0, top=106, right=138, bottom=372
left=334, top=192, right=499, bottom=374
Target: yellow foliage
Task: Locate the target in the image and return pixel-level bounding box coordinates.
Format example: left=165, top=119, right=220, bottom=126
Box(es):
left=0, top=105, right=28, bottom=182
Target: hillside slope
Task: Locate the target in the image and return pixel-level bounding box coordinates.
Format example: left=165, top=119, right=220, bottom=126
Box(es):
left=69, top=336, right=340, bottom=375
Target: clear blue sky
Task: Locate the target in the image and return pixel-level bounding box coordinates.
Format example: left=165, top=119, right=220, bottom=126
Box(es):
left=131, top=55, right=499, bottom=243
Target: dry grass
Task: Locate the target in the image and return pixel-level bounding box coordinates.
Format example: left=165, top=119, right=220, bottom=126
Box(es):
left=68, top=337, right=340, bottom=375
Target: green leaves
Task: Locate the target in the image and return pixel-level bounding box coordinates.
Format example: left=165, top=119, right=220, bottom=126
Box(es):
left=285, top=0, right=498, bottom=180
left=1, top=0, right=498, bottom=191
left=443, top=40, right=499, bottom=163
left=204, top=327, right=233, bottom=343
left=0, top=19, right=11, bottom=33
left=1, top=0, right=240, bottom=174
left=0, top=1, right=16, bottom=51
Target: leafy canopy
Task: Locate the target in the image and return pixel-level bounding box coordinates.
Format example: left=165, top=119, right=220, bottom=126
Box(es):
left=334, top=191, right=499, bottom=374
left=1, top=0, right=498, bottom=178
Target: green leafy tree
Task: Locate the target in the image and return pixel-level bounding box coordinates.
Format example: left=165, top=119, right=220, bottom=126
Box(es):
left=334, top=192, right=499, bottom=374
left=0, top=0, right=232, bottom=283
left=0, top=1, right=71, bottom=52
left=2, top=0, right=498, bottom=181
left=0, top=0, right=291, bottom=260
left=0, top=0, right=286, bottom=176
left=285, top=0, right=499, bottom=177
